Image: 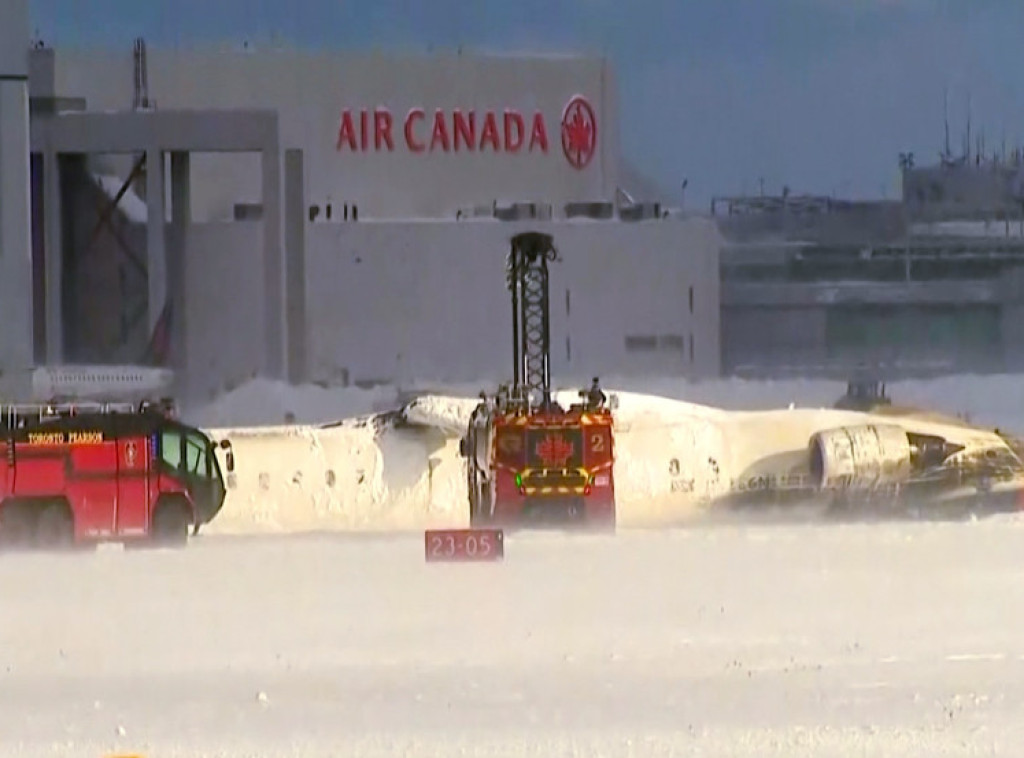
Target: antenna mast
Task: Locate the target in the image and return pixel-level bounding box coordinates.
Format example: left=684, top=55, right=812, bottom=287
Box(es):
left=133, top=37, right=151, bottom=110
left=943, top=86, right=951, bottom=160
left=966, top=90, right=972, bottom=162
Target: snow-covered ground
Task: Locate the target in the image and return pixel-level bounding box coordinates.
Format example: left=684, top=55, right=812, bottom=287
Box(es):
left=4, top=374, right=1024, bottom=756
left=2, top=520, right=1024, bottom=757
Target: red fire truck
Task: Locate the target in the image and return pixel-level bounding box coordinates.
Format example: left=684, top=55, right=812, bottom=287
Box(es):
left=0, top=402, right=233, bottom=549
left=460, top=232, right=617, bottom=529
left=466, top=399, right=615, bottom=527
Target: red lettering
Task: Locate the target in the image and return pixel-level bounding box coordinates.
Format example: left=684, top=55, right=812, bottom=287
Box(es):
left=404, top=108, right=425, bottom=152
left=345, top=106, right=554, bottom=155
left=504, top=110, right=524, bottom=152
left=430, top=109, right=451, bottom=152
left=480, top=112, right=500, bottom=151
left=453, top=109, right=475, bottom=151
left=336, top=111, right=357, bottom=151
left=374, top=109, right=393, bottom=150
left=529, top=113, right=548, bottom=152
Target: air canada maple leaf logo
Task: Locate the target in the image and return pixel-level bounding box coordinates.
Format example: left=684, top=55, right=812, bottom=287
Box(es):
left=535, top=434, right=575, bottom=467
left=561, top=95, right=597, bottom=170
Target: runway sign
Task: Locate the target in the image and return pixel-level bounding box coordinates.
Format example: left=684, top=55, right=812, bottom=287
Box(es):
left=425, top=528, right=504, bottom=562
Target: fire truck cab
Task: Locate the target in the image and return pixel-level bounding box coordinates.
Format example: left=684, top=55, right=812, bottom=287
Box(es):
left=0, top=402, right=233, bottom=549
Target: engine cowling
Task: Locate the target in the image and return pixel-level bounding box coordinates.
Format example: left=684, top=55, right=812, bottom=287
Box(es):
left=809, top=424, right=913, bottom=491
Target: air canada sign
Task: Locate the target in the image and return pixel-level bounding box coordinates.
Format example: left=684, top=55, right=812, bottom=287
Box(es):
left=335, top=94, right=598, bottom=170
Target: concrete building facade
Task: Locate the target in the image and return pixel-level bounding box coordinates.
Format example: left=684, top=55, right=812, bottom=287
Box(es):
left=34, top=46, right=620, bottom=221
left=186, top=218, right=721, bottom=402
left=0, top=37, right=720, bottom=402
left=0, top=0, right=34, bottom=396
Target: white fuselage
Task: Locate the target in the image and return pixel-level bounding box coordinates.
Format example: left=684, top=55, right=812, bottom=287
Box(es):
left=202, top=390, right=1023, bottom=535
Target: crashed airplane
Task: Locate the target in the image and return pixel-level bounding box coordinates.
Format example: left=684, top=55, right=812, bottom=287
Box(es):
left=204, top=381, right=1024, bottom=535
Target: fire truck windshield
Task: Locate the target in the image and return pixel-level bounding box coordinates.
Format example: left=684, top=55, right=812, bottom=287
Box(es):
left=157, top=423, right=229, bottom=528
left=184, top=432, right=209, bottom=476
left=160, top=427, right=219, bottom=480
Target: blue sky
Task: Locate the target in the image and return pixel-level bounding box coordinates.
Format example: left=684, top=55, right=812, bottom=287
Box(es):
left=28, top=0, right=1024, bottom=208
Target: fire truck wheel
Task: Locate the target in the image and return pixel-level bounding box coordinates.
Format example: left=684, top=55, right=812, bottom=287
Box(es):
left=0, top=502, right=35, bottom=549
left=35, top=502, right=74, bottom=549
left=152, top=498, right=191, bottom=546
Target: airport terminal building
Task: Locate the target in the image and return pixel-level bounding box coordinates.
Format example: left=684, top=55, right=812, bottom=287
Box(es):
left=716, top=159, right=1024, bottom=379
left=0, top=30, right=721, bottom=402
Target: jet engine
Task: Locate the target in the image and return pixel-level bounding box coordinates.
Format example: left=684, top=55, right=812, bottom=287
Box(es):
left=809, top=424, right=914, bottom=491
left=808, top=423, right=963, bottom=492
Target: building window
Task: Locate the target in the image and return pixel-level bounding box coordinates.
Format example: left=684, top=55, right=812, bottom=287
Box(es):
left=625, top=335, right=686, bottom=353
left=689, top=286, right=694, bottom=314
left=689, top=333, right=694, bottom=363
left=625, top=335, right=658, bottom=352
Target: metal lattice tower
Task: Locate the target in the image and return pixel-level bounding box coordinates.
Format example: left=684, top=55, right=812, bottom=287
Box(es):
left=507, top=232, right=557, bottom=407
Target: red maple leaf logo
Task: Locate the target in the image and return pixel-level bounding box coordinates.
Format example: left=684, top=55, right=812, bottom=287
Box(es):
left=561, top=96, right=597, bottom=170
left=565, top=111, right=592, bottom=154
left=535, top=434, right=575, bottom=467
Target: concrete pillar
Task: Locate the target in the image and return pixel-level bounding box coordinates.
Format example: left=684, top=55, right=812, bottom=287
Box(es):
left=284, top=148, right=306, bottom=385
left=145, top=147, right=166, bottom=338
left=0, top=0, right=33, bottom=393
left=168, top=151, right=190, bottom=392
left=261, top=140, right=285, bottom=380
left=41, top=147, right=62, bottom=363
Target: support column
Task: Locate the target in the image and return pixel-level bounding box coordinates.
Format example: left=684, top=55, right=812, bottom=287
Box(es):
left=145, top=147, right=166, bottom=338
left=41, top=147, right=62, bottom=364
left=168, top=151, right=190, bottom=393
left=284, top=148, right=306, bottom=385
left=0, top=0, right=34, bottom=394
left=261, top=139, right=285, bottom=379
